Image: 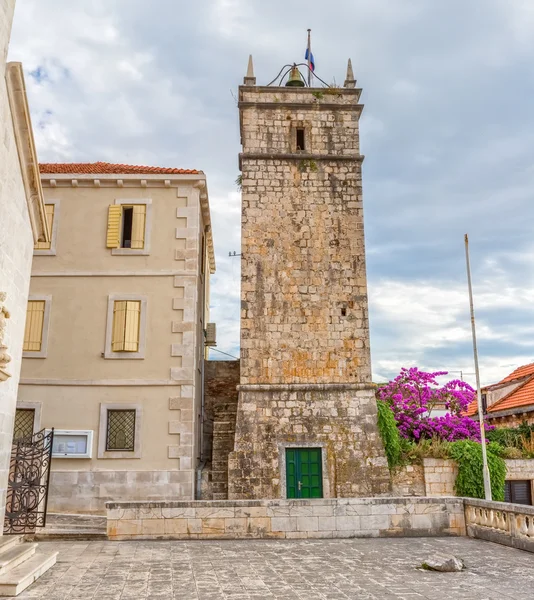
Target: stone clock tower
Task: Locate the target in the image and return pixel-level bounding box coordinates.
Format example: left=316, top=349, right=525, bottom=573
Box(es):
left=228, top=58, right=390, bottom=499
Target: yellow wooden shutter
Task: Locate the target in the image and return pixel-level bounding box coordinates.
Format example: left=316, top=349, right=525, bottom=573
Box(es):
left=23, top=301, right=45, bottom=351
left=111, top=300, right=140, bottom=352
left=130, top=205, right=146, bottom=249
left=123, top=301, right=141, bottom=351
left=106, top=205, right=122, bottom=248
left=111, top=301, right=127, bottom=351
left=35, top=204, right=54, bottom=250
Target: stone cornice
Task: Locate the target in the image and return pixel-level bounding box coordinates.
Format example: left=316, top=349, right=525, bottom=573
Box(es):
left=40, top=173, right=204, bottom=185
left=5, top=62, right=49, bottom=244
left=239, top=152, right=364, bottom=170
left=239, top=101, right=363, bottom=113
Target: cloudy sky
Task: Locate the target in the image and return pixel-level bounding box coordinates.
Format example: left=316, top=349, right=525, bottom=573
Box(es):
left=9, top=0, right=534, bottom=386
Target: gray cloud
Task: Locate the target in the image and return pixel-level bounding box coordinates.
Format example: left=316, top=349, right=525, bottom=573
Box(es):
left=9, top=0, right=534, bottom=384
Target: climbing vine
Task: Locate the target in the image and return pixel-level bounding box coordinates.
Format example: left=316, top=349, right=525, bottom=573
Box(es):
left=376, top=400, right=401, bottom=469
left=448, top=440, right=506, bottom=501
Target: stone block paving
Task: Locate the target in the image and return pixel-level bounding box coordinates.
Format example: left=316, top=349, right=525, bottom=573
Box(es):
left=7, top=537, right=534, bottom=600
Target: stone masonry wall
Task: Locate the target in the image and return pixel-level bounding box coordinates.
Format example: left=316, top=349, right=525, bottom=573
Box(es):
left=228, top=385, right=390, bottom=499
left=0, top=1, right=36, bottom=529
left=202, top=361, right=240, bottom=499
left=107, top=496, right=466, bottom=541
left=423, top=458, right=458, bottom=496
left=239, top=88, right=368, bottom=385
left=232, top=84, right=390, bottom=499
left=391, top=464, right=425, bottom=496
left=395, top=458, right=534, bottom=499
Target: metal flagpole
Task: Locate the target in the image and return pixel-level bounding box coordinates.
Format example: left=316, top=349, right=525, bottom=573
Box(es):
left=465, top=233, right=492, bottom=500
left=307, top=29, right=312, bottom=87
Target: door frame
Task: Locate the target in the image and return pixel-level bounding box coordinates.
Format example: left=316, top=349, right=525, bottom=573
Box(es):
left=278, top=442, right=330, bottom=499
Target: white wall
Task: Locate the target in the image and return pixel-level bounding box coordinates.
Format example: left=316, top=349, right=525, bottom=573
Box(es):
left=0, top=0, right=35, bottom=527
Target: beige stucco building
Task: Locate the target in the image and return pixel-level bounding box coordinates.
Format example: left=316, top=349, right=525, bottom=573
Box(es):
left=1, top=0, right=49, bottom=530
left=17, top=162, right=215, bottom=513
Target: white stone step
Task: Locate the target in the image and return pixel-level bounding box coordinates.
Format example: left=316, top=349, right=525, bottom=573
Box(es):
left=0, top=543, right=37, bottom=575
left=0, top=537, right=23, bottom=555
left=0, top=549, right=57, bottom=597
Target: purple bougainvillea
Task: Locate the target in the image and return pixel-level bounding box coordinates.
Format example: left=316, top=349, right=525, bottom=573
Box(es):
left=377, top=367, right=490, bottom=442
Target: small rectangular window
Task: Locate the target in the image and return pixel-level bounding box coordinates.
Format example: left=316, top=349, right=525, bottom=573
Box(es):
left=23, top=301, right=45, bottom=352
left=111, top=300, right=141, bottom=352
left=296, top=128, right=305, bottom=151
left=106, top=409, right=136, bottom=451
left=13, top=409, right=35, bottom=441
left=121, top=207, right=133, bottom=248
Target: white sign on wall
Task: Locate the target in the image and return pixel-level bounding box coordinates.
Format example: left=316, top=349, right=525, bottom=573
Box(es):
left=50, top=430, right=93, bottom=459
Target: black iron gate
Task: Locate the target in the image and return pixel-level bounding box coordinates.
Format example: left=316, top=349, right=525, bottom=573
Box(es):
left=3, top=428, right=54, bottom=535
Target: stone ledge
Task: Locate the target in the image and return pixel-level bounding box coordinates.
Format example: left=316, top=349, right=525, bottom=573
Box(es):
left=106, top=497, right=465, bottom=541
left=237, top=382, right=376, bottom=392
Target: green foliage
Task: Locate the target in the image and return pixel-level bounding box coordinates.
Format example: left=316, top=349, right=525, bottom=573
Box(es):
left=376, top=400, right=401, bottom=469
left=297, top=159, right=318, bottom=172
left=235, top=174, right=242, bottom=191
left=448, top=440, right=506, bottom=501
left=486, top=422, right=534, bottom=458
left=311, top=91, right=324, bottom=100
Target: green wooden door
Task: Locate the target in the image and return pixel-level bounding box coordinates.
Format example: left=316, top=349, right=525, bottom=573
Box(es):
left=286, top=448, right=323, bottom=499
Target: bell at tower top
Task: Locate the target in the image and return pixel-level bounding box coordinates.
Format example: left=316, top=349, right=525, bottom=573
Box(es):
left=242, top=30, right=358, bottom=91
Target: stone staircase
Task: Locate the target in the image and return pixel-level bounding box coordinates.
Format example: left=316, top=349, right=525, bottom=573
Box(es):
left=34, top=513, right=107, bottom=541
left=0, top=535, right=57, bottom=597
left=208, top=400, right=238, bottom=500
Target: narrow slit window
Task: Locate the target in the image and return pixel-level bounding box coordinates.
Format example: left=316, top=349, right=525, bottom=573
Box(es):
left=296, top=128, right=305, bottom=151
left=121, top=207, right=134, bottom=248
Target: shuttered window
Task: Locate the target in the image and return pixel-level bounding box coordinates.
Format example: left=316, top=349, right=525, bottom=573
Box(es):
left=130, top=205, right=146, bottom=249
left=111, top=300, right=141, bottom=352
left=35, top=204, right=55, bottom=250
left=23, top=301, right=45, bottom=352
left=106, top=205, right=122, bottom=248
left=504, top=480, right=532, bottom=505
left=106, top=204, right=146, bottom=249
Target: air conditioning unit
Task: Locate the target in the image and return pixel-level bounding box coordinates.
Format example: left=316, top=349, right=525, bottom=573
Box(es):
left=205, top=323, right=217, bottom=347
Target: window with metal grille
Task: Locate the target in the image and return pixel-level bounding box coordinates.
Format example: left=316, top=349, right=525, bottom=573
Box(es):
left=13, top=409, right=35, bottom=440
left=106, top=409, right=136, bottom=451
left=504, top=480, right=532, bottom=505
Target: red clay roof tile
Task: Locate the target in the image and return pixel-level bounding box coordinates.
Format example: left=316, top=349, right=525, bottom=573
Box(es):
left=500, top=362, right=534, bottom=383
left=39, top=162, right=200, bottom=175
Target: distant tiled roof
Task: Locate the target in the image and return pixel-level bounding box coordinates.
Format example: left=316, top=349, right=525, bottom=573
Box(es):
left=39, top=162, right=200, bottom=175
left=465, top=362, right=534, bottom=418
left=491, top=377, right=534, bottom=412
left=500, top=362, right=534, bottom=383
left=465, top=400, right=478, bottom=417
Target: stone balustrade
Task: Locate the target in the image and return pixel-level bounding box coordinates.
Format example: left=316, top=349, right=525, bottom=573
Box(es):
left=465, top=498, right=534, bottom=553
left=106, top=496, right=465, bottom=541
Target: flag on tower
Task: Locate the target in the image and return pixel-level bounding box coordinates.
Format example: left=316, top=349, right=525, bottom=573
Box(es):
left=305, top=48, right=315, bottom=72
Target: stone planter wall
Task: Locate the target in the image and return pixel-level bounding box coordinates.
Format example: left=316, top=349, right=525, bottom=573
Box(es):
left=107, top=497, right=466, bottom=541
left=422, top=459, right=457, bottom=496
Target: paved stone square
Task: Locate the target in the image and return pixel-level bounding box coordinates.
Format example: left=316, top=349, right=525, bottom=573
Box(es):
left=9, top=537, right=534, bottom=600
